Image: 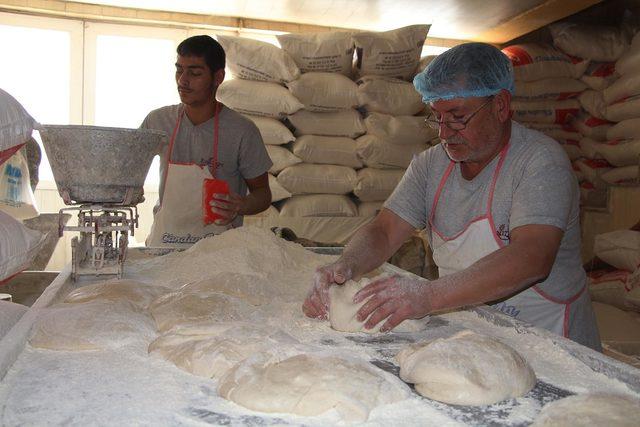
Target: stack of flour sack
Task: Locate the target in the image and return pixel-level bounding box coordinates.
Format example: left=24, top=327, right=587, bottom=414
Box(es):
left=503, top=22, right=640, bottom=206
left=214, top=25, right=439, bottom=219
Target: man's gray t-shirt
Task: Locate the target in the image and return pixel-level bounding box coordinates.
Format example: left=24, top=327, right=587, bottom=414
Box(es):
left=385, top=121, right=599, bottom=348
left=140, top=104, right=272, bottom=227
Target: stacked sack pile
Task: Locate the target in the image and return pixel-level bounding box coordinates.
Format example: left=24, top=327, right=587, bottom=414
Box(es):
left=504, top=23, right=640, bottom=206
left=550, top=22, right=640, bottom=204
left=215, top=26, right=439, bottom=219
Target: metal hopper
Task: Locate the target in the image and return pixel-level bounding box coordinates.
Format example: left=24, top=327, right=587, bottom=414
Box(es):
left=38, top=125, right=165, bottom=206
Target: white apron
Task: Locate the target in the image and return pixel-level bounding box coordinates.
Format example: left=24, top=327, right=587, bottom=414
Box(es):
left=429, top=145, right=586, bottom=338
left=146, top=105, right=230, bottom=248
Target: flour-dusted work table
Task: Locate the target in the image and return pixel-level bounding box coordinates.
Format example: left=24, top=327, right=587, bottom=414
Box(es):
left=1, top=246, right=639, bottom=426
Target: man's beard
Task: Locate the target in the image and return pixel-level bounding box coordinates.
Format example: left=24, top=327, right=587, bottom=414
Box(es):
left=442, top=135, right=469, bottom=162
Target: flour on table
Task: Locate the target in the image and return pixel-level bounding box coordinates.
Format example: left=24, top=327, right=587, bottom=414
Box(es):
left=329, top=272, right=429, bottom=333
left=397, top=330, right=536, bottom=406
left=149, top=321, right=301, bottom=379
left=218, top=353, right=411, bottom=422
left=531, top=394, right=640, bottom=426
left=64, top=279, right=169, bottom=310
left=29, top=300, right=155, bottom=351
left=174, top=273, right=273, bottom=306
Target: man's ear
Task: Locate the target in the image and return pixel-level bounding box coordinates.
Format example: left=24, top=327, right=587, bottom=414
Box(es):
left=213, top=68, right=225, bottom=86
left=494, top=89, right=512, bottom=123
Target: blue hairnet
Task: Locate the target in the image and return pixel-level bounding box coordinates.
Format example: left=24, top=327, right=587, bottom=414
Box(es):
left=413, top=42, right=514, bottom=103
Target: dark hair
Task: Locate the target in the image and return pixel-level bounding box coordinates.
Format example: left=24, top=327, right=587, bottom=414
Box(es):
left=177, top=35, right=225, bottom=73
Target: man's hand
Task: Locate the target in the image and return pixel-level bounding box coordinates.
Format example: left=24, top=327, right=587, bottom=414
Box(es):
left=353, top=274, right=432, bottom=332
left=302, top=261, right=354, bottom=319
left=210, top=192, right=243, bottom=225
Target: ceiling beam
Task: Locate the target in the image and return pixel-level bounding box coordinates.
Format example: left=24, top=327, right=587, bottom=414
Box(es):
left=475, top=0, right=604, bottom=44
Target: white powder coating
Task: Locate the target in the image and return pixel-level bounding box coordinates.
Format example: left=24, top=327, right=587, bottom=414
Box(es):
left=329, top=273, right=429, bottom=333
left=218, top=353, right=411, bottom=422
left=29, top=300, right=155, bottom=351
left=149, top=321, right=300, bottom=380
left=64, top=279, right=168, bottom=310
left=531, top=394, right=640, bottom=426
left=397, top=330, right=536, bottom=406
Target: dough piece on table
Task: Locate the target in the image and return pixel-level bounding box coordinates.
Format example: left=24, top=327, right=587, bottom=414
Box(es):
left=531, top=394, right=640, bottom=426
left=149, top=322, right=299, bottom=379
left=64, top=279, right=168, bottom=310
left=148, top=291, right=254, bottom=332
left=176, top=273, right=271, bottom=306
left=329, top=272, right=428, bottom=333
left=218, top=353, right=410, bottom=422
left=29, top=300, right=155, bottom=351
left=397, top=330, right=536, bottom=406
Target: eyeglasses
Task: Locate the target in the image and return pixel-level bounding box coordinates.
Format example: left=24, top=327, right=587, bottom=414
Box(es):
left=425, top=96, right=494, bottom=131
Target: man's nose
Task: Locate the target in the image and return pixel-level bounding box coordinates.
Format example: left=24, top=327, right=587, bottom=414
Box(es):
left=177, top=73, right=189, bottom=86
left=438, top=123, right=456, bottom=139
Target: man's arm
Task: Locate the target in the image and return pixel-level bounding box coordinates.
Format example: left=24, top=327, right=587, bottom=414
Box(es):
left=355, top=223, right=563, bottom=331
left=302, top=208, right=416, bottom=318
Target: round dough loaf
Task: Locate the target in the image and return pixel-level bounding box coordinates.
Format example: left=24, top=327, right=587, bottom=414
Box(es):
left=218, top=353, right=410, bottom=422
left=329, top=273, right=428, bottom=333
left=531, top=394, right=640, bottom=426
left=397, top=330, right=536, bottom=405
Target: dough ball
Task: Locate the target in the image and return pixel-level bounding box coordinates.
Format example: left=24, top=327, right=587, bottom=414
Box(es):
left=531, top=394, right=640, bottom=426
left=397, top=330, right=536, bottom=406
left=329, top=273, right=428, bottom=333
left=148, top=291, right=254, bottom=332
left=64, top=279, right=168, bottom=310
left=149, top=322, right=299, bottom=379
left=218, top=353, right=410, bottom=422
left=29, top=300, right=155, bottom=351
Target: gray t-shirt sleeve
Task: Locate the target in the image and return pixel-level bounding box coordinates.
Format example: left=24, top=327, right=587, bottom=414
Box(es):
left=383, top=151, right=429, bottom=229
left=509, top=147, right=575, bottom=232
left=238, top=122, right=273, bottom=180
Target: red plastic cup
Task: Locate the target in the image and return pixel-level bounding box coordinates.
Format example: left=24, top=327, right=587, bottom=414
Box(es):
left=203, top=178, right=229, bottom=225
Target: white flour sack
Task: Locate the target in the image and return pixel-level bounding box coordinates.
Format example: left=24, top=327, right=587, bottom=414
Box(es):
left=615, top=32, right=640, bottom=76
left=575, top=158, right=612, bottom=188
left=578, top=90, right=607, bottom=120
left=287, top=109, right=365, bottom=138
left=514, top=78, right=586, bottom=101
left=216, top=35, right=300, bottom=83
left=217, top=80, right=303, bottom=118
left=607, top=118, right=640, bottom=141
left=604, top=73, right=640, bottom=105
left=549, top=23, right=630, bottom=62
left=0, top=88, right=35, bottom=154
left=292, top=135, right=362, bottom=168
left=279, top=194, right=358, bottom=217
left=605, top=95, right=640, bottom=122
left=0, top=147, right=38, bottom=220
left=502, top=44, right=589, bottom=82
left=353, top=25, right=430, bottom=81
left=572, top=113, right=612, bottom=141
left=415, top=55, right=438, bottom=75
left=265, top=145, right=302, bottom=174
left=520, top=122, right=581, bottom=141
left=268, top=174, right=291, bottom=202
left=356, top=134, right=426, bottom=169
left=277, top=163, right=357, bottom=195
left=276, top=31, right=354, bottom=76
left=0, top=210, right=44, bottom=282
left=601, top=166, right=639, bottom=185
left=594, top=230, right=640, bottom=272
left=353, top=168, right=405, bottom=202
left=581, top=62, right=618, bottom=91
left=594, top=139, right=640, bottom=167
left=365, top=112, right=438, bottom=145
left=242, top=115, right=294, bottom=145
left=588, top=270, right=637, bottom=311
left=287, top=72, right=358, bottom=112
left=511, top=99, right=580, bottom=124
left=357, top=75, right=424, bottom=116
